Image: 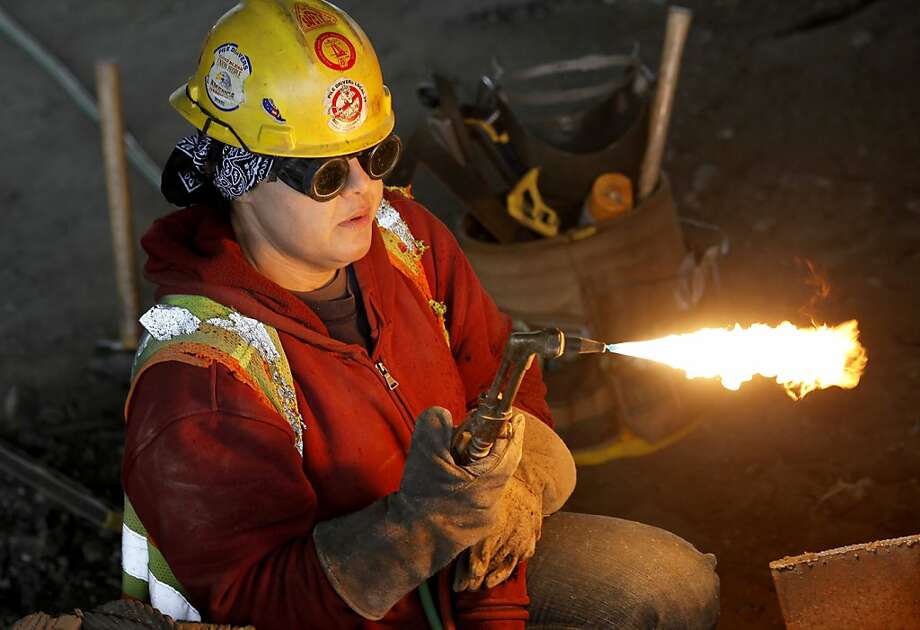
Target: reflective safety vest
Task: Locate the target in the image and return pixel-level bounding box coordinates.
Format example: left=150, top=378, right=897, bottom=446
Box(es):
left=121, top=196, right=449, bottom=621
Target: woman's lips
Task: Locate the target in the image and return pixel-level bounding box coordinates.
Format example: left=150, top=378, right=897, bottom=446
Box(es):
left=339, top=210, right=371, bottom=228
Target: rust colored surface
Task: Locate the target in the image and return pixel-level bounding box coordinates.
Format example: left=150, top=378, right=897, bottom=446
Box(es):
left=12, top=600, right=254, bottom=630
left=770, top=533, right=920, bottom=630
left=12, top=612, right=81, bottom=630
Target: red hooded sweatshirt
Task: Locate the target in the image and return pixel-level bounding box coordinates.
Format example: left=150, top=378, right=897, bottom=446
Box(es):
left=123, top=190, right=551, bottom=629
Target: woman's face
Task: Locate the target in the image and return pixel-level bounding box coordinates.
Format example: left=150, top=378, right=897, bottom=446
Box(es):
left=233, top=157, right=383, bottom=275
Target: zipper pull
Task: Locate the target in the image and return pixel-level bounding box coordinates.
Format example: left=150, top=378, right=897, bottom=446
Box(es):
left=375, top=360, right=399, bottom=390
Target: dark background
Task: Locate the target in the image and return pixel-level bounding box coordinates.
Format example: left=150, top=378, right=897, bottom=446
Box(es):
left=1, top=1, right=918, bottom=627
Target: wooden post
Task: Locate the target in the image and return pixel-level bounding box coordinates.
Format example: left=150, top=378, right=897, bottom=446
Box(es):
left=638, top=6, right=692, bottom=201
left=96, top=61, right=139, bottom=350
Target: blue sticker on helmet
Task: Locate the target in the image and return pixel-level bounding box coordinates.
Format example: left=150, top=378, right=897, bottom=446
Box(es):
left=262, top=98, right=286, bottom=123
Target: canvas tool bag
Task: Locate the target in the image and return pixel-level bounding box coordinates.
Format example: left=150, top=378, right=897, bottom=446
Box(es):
left=458, top=176, right=725, bottom=447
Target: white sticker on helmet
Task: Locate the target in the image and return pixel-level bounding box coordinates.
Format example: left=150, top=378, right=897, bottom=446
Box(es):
left=206, top=43, right=252, bottom=112
left=324, top=78, right=368, bottom=132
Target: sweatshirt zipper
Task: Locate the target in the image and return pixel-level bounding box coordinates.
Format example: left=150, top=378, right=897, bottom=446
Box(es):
left=371, top=358, right=418, bottom=434
left=375, top=360, right=399, bottom=390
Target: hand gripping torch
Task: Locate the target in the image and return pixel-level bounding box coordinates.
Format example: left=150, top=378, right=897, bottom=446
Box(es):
left=451, top=328, right=607, bottom=466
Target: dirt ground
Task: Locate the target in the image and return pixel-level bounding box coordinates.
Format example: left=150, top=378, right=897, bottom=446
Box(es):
left=1, top=0, right=918, bottom=627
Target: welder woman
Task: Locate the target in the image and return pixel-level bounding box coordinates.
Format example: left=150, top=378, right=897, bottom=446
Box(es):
left=120, top=1, right=719, bottom=628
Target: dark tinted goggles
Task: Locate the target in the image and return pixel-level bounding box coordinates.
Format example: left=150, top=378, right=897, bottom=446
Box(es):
left=270, top=134, right=402, bottom=202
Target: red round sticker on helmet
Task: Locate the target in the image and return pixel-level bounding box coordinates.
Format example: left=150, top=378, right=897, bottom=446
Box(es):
left=324, top=78, right=367, bottom=132
left=330, top=84, right=363, bottom=125
left=314, top=32, right=357, bottom=71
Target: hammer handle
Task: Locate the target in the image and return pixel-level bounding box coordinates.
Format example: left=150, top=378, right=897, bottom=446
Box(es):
left=97, top=61, right=140, bottom=350
left=638, top=6, right=693, bottom=201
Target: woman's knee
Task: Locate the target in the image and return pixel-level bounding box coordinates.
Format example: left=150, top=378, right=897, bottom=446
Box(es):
left=644, top=536, right=720, bottom=630
left=592, top=515, right=719, bottom=629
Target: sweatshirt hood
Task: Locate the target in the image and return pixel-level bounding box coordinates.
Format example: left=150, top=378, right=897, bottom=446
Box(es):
left=140, top=203, right=388, bottom=348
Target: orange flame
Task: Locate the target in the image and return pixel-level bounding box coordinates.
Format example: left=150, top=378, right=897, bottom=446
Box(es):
left=797, top=258, right=831, bottom=318
left=609, top=320, right=867, bottom=399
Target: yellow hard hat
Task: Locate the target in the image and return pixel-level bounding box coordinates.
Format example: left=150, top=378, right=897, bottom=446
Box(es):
left=170, top=0, right=394, bottom=158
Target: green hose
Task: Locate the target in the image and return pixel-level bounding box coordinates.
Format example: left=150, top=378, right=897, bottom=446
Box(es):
left=419, top=580, right=444, bottom=630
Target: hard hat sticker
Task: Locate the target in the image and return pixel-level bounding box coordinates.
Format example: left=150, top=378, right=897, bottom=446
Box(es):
left=314, top=32, right=356, bottom=71
left=206, top=43, right=252, bottom=112
left=262, top=98, right=286, bottom=123
left=294, top=3, right=337, bottom=34
left=324, top=78, right=368, bottom=132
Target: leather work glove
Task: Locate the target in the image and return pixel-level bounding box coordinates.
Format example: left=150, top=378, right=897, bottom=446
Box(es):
left=454, top=409, right=577, bottom=592
left=313, top=406, right=525, bottom=620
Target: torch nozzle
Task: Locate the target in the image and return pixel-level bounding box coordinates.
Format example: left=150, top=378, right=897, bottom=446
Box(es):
left=562, top=335, right=609, bottom=357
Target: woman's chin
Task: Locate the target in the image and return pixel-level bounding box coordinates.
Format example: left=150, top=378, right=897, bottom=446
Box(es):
left=332, top=231, right=374, bottom=266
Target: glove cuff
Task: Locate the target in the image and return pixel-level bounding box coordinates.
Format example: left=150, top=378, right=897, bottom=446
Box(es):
left=513, top=409, right=577, bottom=516
left=314, top=496, right=475, bottom=620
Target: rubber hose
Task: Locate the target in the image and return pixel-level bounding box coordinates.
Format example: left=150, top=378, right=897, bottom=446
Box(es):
left=438, top=566, right=457, bottom=630
left=419, top=580, right=444, bottom=630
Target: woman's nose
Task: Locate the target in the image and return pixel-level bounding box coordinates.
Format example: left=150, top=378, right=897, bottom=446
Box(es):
left=343, top=156, right=373, bottom=194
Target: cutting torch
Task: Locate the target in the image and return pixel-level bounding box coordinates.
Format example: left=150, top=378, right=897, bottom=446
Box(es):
left=451, top=328, right=608, bottom=466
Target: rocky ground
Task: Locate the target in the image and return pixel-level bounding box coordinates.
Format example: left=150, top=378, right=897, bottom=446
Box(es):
left=1, top=0, right=918, bottom=627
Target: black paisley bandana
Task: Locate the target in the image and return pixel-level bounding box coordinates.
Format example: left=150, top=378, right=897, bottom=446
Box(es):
left=161, top=132, right=274, bottom=206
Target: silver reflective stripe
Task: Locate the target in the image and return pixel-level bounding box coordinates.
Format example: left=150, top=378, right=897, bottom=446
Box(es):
left=203, top=311, right=304, bottom=454
left=205, top=312, right=280, bottom=363
left=150, top=571, right=202, bottom=622
left=375, top=199, right=419, bottom=255
left=121, top=523, right=149, bottom=582
left=139, top=305, right=202, bottom=341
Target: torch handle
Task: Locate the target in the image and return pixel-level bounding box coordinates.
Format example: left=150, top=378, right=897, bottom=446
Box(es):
left=451, top=409, right=512, bottom=467
left=450, top=329, right=569, bottom=466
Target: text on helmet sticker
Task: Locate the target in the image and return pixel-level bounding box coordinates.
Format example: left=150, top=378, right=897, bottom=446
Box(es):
left=206, top=43, right=252, bottom=112
left=262, top=98, right=286, bottom=123
left=324, top=78, right=368, bottom=132
left=294, top=3, right=337, bottom=34
left=314, top=32, right=356, bottom=71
